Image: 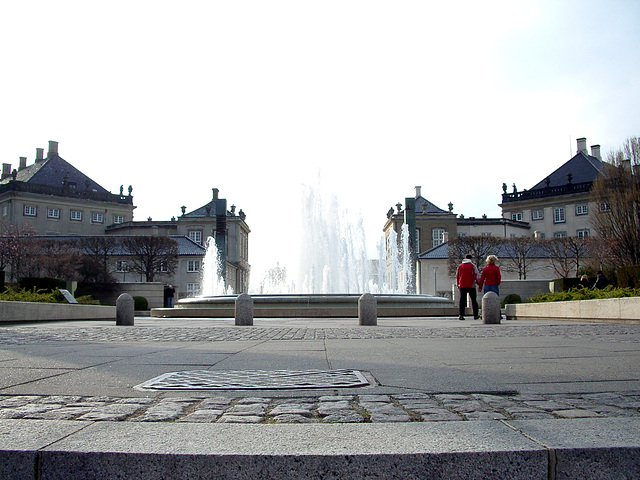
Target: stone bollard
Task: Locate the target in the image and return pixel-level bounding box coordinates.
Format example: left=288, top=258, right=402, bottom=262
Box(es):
left=481, top=291, right=501, bottom=324
left=235, top=293, right=254, bottom=326
left=358, top=293, right=377, bottom=326
left=116, top=293, right=134, bottom=326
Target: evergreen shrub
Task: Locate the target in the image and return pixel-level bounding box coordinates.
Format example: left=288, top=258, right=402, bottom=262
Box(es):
left=133, top=296, right=149, bottom=310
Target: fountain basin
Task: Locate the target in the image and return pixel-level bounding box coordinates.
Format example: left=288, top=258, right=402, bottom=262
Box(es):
left=150, top=294, right=456, bottom=318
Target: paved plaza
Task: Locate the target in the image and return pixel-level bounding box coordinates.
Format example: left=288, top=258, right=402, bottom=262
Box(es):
left=1, top=316, right=640, bottom=479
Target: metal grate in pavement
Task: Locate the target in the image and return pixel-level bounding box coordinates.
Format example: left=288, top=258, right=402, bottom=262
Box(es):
left=134, top=369, right=369, bottom=390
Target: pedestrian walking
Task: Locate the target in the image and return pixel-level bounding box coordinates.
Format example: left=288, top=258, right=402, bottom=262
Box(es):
left=456, top=254, right=479, bottom=320
left=478, top=255, right=501, bottom=295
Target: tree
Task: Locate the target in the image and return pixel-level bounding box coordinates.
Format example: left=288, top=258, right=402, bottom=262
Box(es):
left=447, top=236, right=503, bottom=276
left=590, top=136, right=640, bottom=268
left=32, top=238, right=83, bottom=280
left=540, top=237, right=591, bottom=278
left=501, top=236, right=540, bottom=280
left=77, top=236, right=121, bottom=283
left=122, top=236, right=178, bottom=282
left=0, top=224, right=37, bottom=282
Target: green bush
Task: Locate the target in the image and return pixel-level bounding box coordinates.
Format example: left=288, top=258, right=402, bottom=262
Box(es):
left=528, top=285, right=640, bottom=303
left=501, top=293, right=522, bottom=307
left=133, top=296, right=149, bottom=310
left=0, top=287, right=99, bottom=304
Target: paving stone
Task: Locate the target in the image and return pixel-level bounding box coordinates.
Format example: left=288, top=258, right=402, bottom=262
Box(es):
left=552, top=409, right=602, bottom=419
left=463, top=411, right=508, bottom=420
left=176, top=409, right=224, bottom=423
left=393, top=393, right=430, bottom=400
left=25, top=407, right=92, bottom=420
left=523, top=400, right=571, bottom=411
left=318, top=395, right=353, bottom=402
left=217, top=414, right=262, bottom=423
left=236, top=397, right=271, bottom=404
left=509, top=411, right=556, bottom=420
left=419, top=409, right=463, bottom=422
left=317, top=401, right=352, bottom=416
left=358, top=395, right=391, bottom=402
left=0, top=396, right=41, bottom=407
left=272, top=414, right=317, bottom=424
left=322, top=411, right=364, bottom=423
left=199, top=397, right=233, bottom=408
left=268, top=404, right=314, bottom=416
left=226, top=404, right=267, bottom=415
left=36, top=396, right=83, bottom=404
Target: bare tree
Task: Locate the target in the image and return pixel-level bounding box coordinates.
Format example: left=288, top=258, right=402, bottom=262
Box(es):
left=33, top=238, right=83, bottom=280
left=590, top=136, right=640, bottom=268
left=0, top=224, right=37, bottom=282
left=122, top=236, right=178, bottom=282
left=540, top=237, right=591, bottom=278
left=447, top=236, right=503, bottom=276
left=501, top=236, right=540, bottom=280
left=77, top=236, right=121, bottom=283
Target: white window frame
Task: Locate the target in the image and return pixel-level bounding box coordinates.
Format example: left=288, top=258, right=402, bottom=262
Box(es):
left=159, top=261, right=168, bottom=272
left=70, top=210, right=82, bottom=221
left=189, top=230, right=203, bottom=245
left=554, top=231, right=567, bottom=238
left=511, top=212, right=523, bottom=221
left=2, top=204, right=9, bottom=216
left=187, top=260, right=201, bottom=272
left=187, top=283, right=201, bottom=295
left=599, top=202, right=611, bottom=212
left=553, top=207, right=565, bottom=224
left=431, top=228, right=445, bottom=248
left=577, top=229, right=590, bottom=238
left=91, top=212, right=104, bottom=224
left=113, top=215, right=124, bottom=224
left=115, top=260, right=129, bottom=272
left=575, top=204, right=588, bottom=216
left=531, top=209, right=544, bottom=220
left=24, top=205, right=36, bottom=217
left=47, top=208, right=60, bottom=219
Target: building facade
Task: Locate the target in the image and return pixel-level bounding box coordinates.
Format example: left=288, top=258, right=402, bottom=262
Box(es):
left=1, top=141, right=250, bottom=298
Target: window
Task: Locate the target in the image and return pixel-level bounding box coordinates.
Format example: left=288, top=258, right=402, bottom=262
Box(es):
left=47, top=208, right=60, bottom=219
left=553, top=207, right=565, bottom=223
left=511, top=212, right=523, bottom=221
left=113, top=215, right=124, bottom=224
left=575, top=204, right=588, bottom=216
left=457, top=232, right=467, bottom=237
left=599, top=202, right=611, bottom=212
left=531, top=209, right=544, bottom=220
left=415, top=228, right=421, bottom=253
left=159, top=261, right=168, bottom=272
left=187, top=260, right=201, bottom=272
left=24, top=205, right=36, bottom=216
left=431, top=228, right=445, bottom=248
left=481, top=232, right=492, bottom=236
left=554, top=231, right=567, bottom=238
left=115, top=260, right=129, bottom=272
left=70, top=210, right=82, bottom=221
left=187, top=283, right=200, bottom=295
left=91, top=212, right=104, bottom=223
left=577, top=229, right=590, bottom=238
left=188, top=230, right=203, bottom=245
left=2, top=205, right=8, bottom=217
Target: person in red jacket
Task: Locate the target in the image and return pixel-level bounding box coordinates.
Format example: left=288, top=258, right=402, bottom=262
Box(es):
left=478, top=255, right=501, bottom=296
left=456, top=254, right=479, bottom=320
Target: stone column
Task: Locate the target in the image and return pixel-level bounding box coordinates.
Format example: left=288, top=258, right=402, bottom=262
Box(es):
left=481, top=291, right=501, bottom=324
left=235, top=293, right=254, bottom=326
left=358, top=293, right=377, bottom=326
left=116, top=293, right=134, bottom=326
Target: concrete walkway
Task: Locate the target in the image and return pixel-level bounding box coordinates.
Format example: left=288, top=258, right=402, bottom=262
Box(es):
left=1, top=317, right=639, bottom=479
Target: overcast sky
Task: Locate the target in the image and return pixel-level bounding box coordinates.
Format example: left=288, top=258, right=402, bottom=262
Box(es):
left=1, top=0, right=639, bottom=287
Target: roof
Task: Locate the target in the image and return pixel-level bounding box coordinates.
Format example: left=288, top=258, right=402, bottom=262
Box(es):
left=33, top=235, right=206, bottom=256
left=529, top=151, right=604, bottom=191
left=1, top=153, right=111, bottom=195
left=417, top=240, right=552, bottom=260
left=416, top=196, right=450, bottom=215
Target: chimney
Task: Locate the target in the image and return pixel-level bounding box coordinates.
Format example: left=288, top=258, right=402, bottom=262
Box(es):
left=441, top=231, right=449, bottom=243
left=36, top=148, right=44, bottom=162
left=415, top=186, right=421, bottom=198
left=212, top=188, right=219, bottom=200
left=590, top=144, right=601, bottom=160
left=1, top=163, right=11, bottom=180
left=576, top=137, right=587, bottom=154
left=19, top=157, right=27, bottom=170
left=47, top=140, right=58, bottom=157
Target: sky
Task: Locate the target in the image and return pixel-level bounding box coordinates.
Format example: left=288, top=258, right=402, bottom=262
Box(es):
left=1, top=0, right=639, bottom=288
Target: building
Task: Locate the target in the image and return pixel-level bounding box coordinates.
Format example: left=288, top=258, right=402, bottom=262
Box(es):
left=0, top=141, right=135, bottom=235
left=1, top=141, right=250, bottom=297
left=499, top=137, right=604, bottom=239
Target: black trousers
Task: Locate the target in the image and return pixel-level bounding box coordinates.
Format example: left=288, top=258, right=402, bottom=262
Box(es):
left=458, top=287, right=478, bottom=317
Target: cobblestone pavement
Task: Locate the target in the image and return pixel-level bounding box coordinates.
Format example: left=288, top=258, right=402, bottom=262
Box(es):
left=1, top=391, right=639, bottom=424
left=1, top=323, right=639, bottom=344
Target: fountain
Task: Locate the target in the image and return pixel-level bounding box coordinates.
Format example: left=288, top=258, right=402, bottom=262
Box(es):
left=152, top=186, right=454, bottom=318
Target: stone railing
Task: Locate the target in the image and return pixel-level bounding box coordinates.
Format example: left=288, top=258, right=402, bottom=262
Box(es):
left=505, top=297, right=640, bottom=323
